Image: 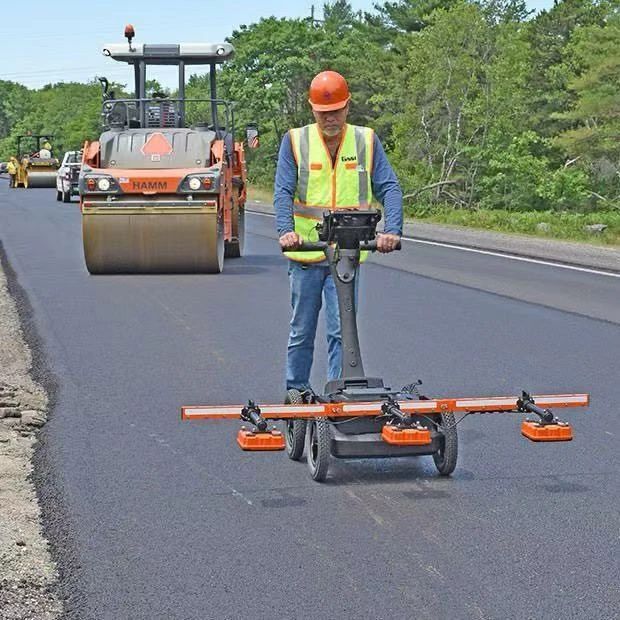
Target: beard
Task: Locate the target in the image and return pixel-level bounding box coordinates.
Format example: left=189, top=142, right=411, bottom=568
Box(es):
left=321, top=126, right=341, bottom=138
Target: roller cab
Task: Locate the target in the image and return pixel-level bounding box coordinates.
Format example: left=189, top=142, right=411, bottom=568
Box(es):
left=80, top=26, right=256, bottom=274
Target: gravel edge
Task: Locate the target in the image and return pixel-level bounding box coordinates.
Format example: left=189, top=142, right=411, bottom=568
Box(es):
left=0, top=243, right=63, bottom=619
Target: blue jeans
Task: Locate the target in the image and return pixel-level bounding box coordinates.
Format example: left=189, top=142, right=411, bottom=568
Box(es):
left=286, top=261, right=342, bottom=391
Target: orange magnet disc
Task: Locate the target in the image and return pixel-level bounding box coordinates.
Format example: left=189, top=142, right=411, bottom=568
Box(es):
left=521, top=420, right=573, bottom=442
left=236, top=428, right=286, bottom=451
left=381, top=424, right=432, bottom=446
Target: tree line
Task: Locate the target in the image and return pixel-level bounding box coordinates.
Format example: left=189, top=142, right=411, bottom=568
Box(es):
left=1, top=0, right=618, bottom=214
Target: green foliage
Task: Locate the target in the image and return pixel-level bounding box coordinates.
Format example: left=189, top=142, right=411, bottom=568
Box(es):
left=478, top=132, right=590, bottom=210
left=523, top=0, right=616, bottom=136
left=554, top=12, right=620, bottom=201
left=0, top=81, right=32, bottom=142
left=374, top=0, right=461, bottom=32
left=0, top=81, right=102, bottom=160
left=389, top=2, right=529, bottom=205
left=205, top=8, right=386, bottom=185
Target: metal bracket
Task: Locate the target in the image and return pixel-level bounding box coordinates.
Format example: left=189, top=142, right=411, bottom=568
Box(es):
left=240, top=400, right=267, bottom=432
left=517, top=391, right=555, bottom=425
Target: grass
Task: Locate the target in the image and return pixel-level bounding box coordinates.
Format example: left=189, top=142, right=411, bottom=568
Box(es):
left=246, top=185, right=620, bottom=247
left=409, top=205, right=620, bottom=246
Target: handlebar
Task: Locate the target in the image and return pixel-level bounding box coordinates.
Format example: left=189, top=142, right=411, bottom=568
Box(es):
left=280, top=238, right=401, bottom=253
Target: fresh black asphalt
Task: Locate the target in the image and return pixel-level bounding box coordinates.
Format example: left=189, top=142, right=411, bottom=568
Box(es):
left=1, top=180, right=619, bottom=619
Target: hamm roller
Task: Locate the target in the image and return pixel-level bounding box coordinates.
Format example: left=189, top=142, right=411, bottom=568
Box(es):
left=13, top=135, right=59, bottom=188
left=80, top=25, right=257, bottom=274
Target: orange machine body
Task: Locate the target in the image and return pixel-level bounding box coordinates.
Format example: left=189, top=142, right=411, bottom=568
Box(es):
left=81, top=136, right=247, bottom=245
left=381, top=424, right=432, bottom=446
left=182, top=394, right=590, bottom=421
left=237, top=428, right=286, bottom=451
left=521, top=420, right=573, bottom=442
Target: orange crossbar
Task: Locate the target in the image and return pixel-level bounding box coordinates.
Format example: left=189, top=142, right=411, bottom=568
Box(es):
left=181, top=393, right=589, bottom=421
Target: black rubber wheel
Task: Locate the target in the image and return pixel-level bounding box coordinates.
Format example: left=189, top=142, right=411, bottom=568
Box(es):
left=432, top=412, right=458, bottom=476
left=305, top=418, right=331, bottom=482
left=62, top=188, right=71, bottom=203
left=56, top=189, right=62, bottom=201
left=284, top=389, right=306, bottom=461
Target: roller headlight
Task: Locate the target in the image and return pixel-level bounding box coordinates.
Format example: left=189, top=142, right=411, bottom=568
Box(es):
left=97, top=178, right=111, bottom=191
left=188, top=177, right=202, bottom=190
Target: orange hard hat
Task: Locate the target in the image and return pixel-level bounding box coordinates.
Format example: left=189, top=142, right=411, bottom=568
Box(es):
left=308, top=71, right=351, bottom=112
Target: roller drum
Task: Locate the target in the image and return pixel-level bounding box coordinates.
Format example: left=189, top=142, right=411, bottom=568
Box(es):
left=26, top=171, right=57, bottom=188
left=83, top=211, right=224, bottom=274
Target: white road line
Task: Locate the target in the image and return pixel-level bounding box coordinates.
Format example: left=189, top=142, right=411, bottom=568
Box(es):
left=402, top=237, right=620, bottom=278
left=246, top=209, right=620, bottom=279
left=248, top=209, right=275, bottom=218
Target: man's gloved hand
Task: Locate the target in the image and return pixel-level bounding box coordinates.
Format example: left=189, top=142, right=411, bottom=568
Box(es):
left=279, top=231, right=302, bottom=250
left=376, top=233, right=401, bottom=253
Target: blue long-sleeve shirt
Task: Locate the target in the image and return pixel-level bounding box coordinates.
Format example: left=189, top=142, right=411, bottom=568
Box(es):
left=274, top=130, right=403, bottom=237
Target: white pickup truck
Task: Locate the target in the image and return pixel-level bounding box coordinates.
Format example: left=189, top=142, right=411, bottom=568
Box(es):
left=56, top=151, right=82, bottom=202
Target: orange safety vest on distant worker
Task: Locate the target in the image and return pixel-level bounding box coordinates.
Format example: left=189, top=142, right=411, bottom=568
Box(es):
left=285, top=123, right=374, bottom=263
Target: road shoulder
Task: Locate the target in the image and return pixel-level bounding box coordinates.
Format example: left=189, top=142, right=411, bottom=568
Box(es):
left=0, top=247, right=62, bottom=619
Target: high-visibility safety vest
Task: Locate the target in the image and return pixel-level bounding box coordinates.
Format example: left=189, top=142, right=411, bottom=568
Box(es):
left=285, top=123, right=374, bottom=263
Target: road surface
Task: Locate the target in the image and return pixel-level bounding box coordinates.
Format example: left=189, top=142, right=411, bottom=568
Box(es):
left=1, top=181, right=618, bottom=619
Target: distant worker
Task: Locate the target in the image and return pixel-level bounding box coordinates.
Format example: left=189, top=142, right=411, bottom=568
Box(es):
left=7, top=157, right=18, bottom=188
left=39, top=142, right=52, bottom=159
left=275, top=70, right=403, bottom=392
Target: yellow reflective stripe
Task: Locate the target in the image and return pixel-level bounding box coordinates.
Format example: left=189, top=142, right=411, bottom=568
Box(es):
left=297, top=125, right=311, bottom=204
left=354, top=126, right=369, bottom=206
left=289, top=128, right=299, bottom=167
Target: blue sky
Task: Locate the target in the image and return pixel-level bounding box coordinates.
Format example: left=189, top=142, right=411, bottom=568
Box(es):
left=1, top=0, right=555, bottom=89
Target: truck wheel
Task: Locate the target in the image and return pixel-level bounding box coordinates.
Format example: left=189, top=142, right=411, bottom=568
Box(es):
left=284, top=389, right=306, bottom=461
left=56, top=189, right=62, bottom=201
left=62, top=188, right=71, bottom=203
left=432, top=412, right=458, bottom=476
left=305, top=418, right=330, bottom=482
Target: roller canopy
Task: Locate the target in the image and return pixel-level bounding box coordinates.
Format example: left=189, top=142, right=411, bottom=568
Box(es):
left=102, top=43, right=235, bottom=64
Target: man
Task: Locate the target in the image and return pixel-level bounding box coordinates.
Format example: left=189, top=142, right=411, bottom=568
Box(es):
left=274, top=70, right=403, bottom=393
left=38, top=142, right=52, bottom=159
left=7, top=157, right=18, bottom=188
